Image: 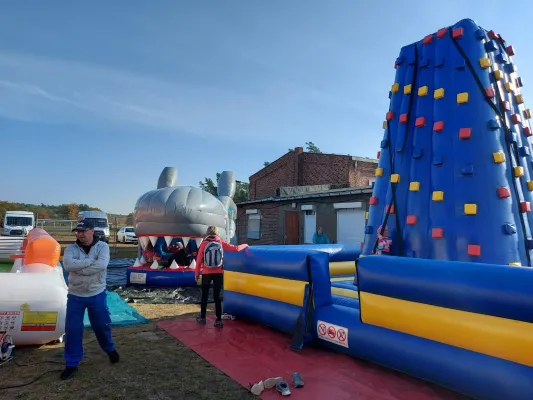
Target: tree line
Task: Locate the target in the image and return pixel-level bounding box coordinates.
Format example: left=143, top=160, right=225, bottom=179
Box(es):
left=0, top=201, right=130, bottom=225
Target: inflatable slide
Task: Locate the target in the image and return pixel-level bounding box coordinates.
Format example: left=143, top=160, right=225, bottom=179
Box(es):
left=222, top=18, right=533, bottom=400
left=127, top=167, right=239, bottom=288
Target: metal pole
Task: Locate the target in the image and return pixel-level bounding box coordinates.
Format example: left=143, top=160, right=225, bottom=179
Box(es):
left=114, top=216, right=118, bottom=256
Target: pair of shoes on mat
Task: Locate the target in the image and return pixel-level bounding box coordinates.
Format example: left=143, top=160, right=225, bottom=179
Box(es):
left=275, top=374, right=304, bottom=396
left=250, top=377, right=283, bottom=396
left=249, top=373, right=304, bottom=396
left=196, top=315, right=223, bottom=328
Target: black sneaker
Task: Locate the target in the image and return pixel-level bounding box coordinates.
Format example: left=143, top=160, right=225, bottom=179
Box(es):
left=196, top=315, right=206, bottom=325
left=214, top=319, right=223, bottom=328
left=108, top=350, right=120, bottom=364
left=60, top=366, right=77, bottom=380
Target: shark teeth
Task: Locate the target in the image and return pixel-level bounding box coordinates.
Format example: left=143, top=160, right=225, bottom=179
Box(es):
left=195, top=238, right=203, bottom=246
left=169, top=259, right=179, bottom=269
left=139, top=255, right=146, bottom=264
left=182, top=237, right=190, bottom=246
left=133, top=258, right=142, bottom=267
left=164, top=236, right=173, bottom=247
left=189, top=259, right=196, bottom=269
left=149, top=236, right=158, bottom=247
left=139, top=236, right=150, bottom=249
left=150, top=259, right=159, bottom=270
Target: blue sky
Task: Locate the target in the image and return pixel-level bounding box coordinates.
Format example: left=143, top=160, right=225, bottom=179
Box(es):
left=0, top=1, right=531, bottom=214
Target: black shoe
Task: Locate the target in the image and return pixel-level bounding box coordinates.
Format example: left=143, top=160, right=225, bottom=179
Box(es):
left=108, top=350, right=120, bottom=364
left=60, top=366, right=77, bottom=380
left=196, top=315, right=206, bottom=325
left=214, top=319, right=223, bottom=328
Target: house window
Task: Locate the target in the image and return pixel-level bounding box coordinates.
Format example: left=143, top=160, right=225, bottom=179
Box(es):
left=247, top=214, right=261, bottom=239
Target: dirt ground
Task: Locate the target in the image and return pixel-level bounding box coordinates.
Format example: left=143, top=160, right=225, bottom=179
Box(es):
left=0, top=303, right=256, bottom=400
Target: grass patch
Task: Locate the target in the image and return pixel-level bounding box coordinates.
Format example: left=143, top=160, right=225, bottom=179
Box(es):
left=1, top=304, right=256, bottom=399
left=0, top=261, right=11, bottom=272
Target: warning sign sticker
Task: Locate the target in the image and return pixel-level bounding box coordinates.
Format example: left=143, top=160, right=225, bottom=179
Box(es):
left=21, top=311, right=58, bottom=332
left=130, top=272, right=147, bottom=285
left=0, top=311, right=20, bottom=332
left=316, top=320, right=349, bottom=348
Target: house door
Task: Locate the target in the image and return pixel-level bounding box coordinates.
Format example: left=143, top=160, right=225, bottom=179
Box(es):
left=285, top=211, right=300, bottom=244
left=303, top=211, right=316, bottom=244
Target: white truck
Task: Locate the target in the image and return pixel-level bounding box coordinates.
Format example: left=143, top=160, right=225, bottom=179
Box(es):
left=77, top=210, right=110, bottom=243
left=2, top=211, right=35, bottom=236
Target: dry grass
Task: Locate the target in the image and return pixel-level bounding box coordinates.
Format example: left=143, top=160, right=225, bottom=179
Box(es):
left=0, top=304, right=257, bottom=400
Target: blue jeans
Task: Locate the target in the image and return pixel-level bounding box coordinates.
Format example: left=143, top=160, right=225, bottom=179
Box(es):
left=64, top=291, right=115, bottom=367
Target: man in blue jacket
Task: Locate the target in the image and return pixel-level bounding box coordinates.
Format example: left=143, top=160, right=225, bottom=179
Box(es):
left=60, top=220, right=119, bottom=380
left=312, top=227, right=331, bottom=244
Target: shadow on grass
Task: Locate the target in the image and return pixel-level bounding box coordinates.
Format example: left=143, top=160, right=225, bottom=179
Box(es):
left=0, top=307, right=257, bottom=400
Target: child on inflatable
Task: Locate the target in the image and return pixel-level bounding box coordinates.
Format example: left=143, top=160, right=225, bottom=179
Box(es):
left=195, top=226, right=248, bottom=328
left=375, top=225, right=392, bottom=255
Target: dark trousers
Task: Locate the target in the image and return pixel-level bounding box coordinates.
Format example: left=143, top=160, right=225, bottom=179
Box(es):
left=200, top=273, right=223, bottom=320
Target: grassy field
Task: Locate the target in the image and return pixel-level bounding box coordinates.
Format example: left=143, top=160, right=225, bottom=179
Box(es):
left=1, top=305, right=256, bottom=400
left=0, top=228, right=256, bottom=399
left=49, top=228, right=139, bottom=259
left=0, top=261, right=11, bottom=272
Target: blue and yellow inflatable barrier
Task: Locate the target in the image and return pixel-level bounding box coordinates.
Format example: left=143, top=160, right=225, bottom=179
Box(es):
left=223, top=246, right=331, bottom=338
left=224, top=244, right=360, bottom=334
left=223, top=247, right=533, bottom=400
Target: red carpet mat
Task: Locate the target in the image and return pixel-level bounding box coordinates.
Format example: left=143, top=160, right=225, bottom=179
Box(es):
left=157, top=317, right=465, bottom=400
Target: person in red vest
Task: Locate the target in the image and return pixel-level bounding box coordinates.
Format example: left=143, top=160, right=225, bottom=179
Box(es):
left=195, top=226, right=248, bottom=328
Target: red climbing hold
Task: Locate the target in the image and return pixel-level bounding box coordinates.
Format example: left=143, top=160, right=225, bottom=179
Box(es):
left=497, top=187, right=511, bottom=199
left=452, top=27, right=464, bottom=39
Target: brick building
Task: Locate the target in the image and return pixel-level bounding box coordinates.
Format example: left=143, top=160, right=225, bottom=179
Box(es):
left=237, top=147, right=377, bottom=245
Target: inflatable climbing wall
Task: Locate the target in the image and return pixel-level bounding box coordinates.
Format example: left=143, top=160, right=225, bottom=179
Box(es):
left=362, top=18, right=532, bottom=267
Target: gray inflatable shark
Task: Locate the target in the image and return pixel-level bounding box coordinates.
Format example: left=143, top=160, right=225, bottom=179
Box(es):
left=133, top=167, right=238, bottom=255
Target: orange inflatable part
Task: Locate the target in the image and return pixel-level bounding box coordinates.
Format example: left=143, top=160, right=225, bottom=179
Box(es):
left=23, top=228, right=61, bottom=267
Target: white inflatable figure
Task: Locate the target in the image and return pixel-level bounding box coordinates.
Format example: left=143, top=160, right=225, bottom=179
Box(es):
left=0, top=332, right=14, bottom=361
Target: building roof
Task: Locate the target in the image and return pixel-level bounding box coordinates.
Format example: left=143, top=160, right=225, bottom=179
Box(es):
left=237, top=185, right=374, bottom=206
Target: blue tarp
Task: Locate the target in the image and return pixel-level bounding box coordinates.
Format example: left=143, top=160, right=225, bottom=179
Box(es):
left=61, top=263, right=148, bottom=328
left=83, top=290, right=148, bottom=328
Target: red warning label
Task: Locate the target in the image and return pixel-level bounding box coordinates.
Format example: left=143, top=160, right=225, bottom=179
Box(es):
left=316, top=320, right=349, bottom=348
left=318, top=322, right=327, bottom=336
left=327, top=325, right=336, bottom=339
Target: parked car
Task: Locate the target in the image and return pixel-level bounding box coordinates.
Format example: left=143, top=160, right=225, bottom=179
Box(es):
left=116, top=227, right=138, bottom=244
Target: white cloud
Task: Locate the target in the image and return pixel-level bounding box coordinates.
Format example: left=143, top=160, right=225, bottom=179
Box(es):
left=0, top=52, right=382, bottom=143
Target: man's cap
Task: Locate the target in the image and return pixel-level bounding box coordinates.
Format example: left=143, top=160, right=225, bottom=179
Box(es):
left=72, top=220, right=95, bottom=232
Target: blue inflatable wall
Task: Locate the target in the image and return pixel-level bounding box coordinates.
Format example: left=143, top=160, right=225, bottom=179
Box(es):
left=362, top=18, right=533, bottom=267
left=223, top=246, right=331, bottom=336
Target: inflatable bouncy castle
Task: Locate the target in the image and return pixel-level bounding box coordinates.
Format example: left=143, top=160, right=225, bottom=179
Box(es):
left=0, top=228, right=68, bottom=346
left=127, top=167, right=239, bottom=287
left=222, top=19, right=533, bottom=400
